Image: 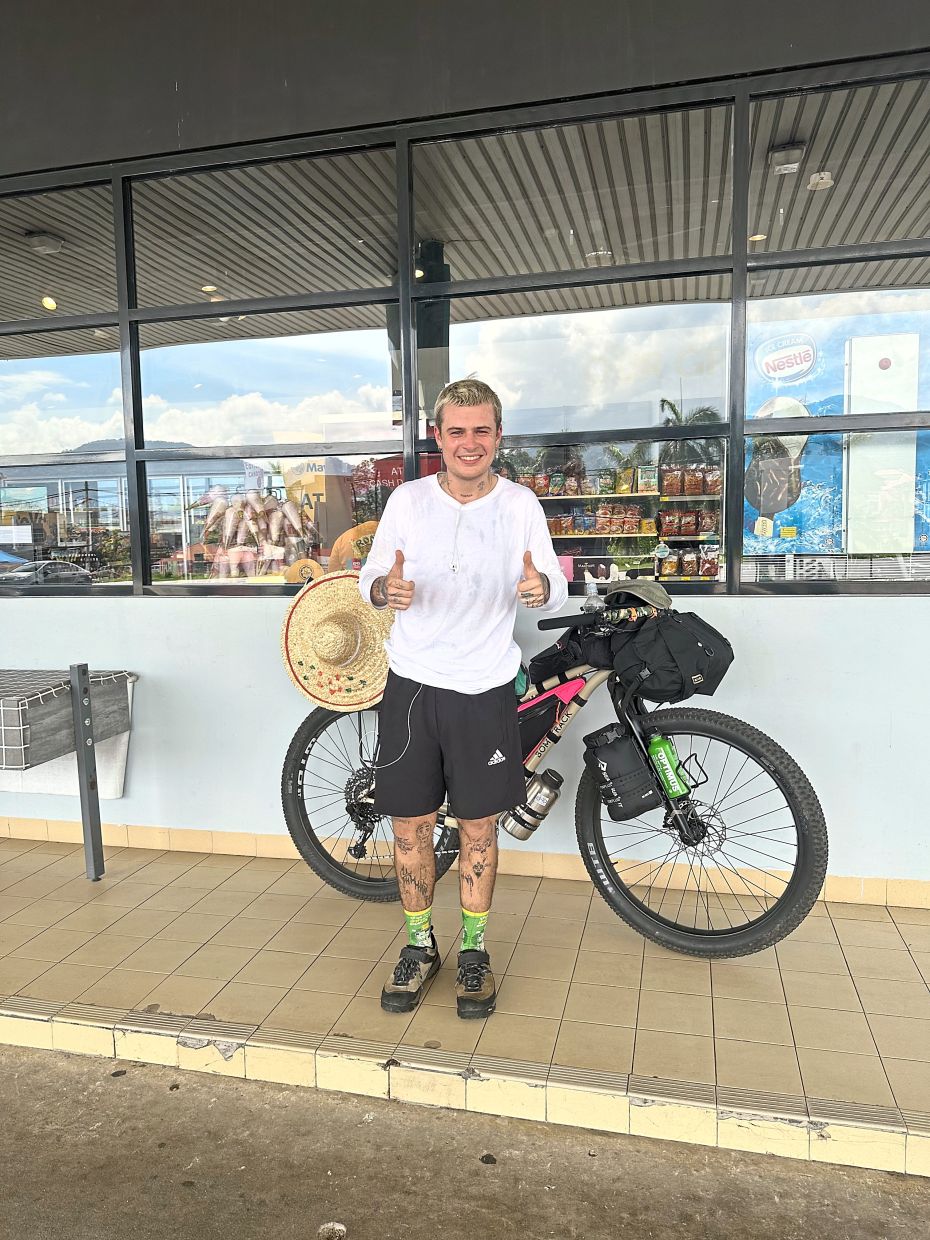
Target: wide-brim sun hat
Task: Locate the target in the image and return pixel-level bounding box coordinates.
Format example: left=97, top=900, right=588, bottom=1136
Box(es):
left=282, top=570, right=393, bottom=711
left=604, top=579, right=673, bottom=610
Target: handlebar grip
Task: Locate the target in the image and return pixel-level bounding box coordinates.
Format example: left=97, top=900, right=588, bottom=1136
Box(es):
left=538, top=609, right=608, bottom=631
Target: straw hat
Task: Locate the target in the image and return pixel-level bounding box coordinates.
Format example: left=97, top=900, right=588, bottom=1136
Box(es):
left=283, top=557, right=324, bottom=584
left=281, top=571, right=393, bottom=711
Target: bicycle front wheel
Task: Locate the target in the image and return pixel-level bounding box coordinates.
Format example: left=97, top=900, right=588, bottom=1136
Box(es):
left=575, top=708, right=827, bottom=958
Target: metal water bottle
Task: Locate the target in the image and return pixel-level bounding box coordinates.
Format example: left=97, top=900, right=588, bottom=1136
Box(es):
left=498, top=769, right=564, bottom=840
left=647, top=735, right=689, bottom=799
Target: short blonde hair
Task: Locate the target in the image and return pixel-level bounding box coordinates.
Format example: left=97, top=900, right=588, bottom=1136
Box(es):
left=433, top=378, right=502, bottom=431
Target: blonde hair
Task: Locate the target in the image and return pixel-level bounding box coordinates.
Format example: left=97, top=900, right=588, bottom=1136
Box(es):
left=433, top=378, right=502, bottom=432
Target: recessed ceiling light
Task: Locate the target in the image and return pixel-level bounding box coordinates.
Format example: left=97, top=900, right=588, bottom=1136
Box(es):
left=26, top=231, right=65, bottom=256
left=807, top=171, right=834, bottom=192
left=749, top=234, right=767, bottom=242
left=209, top=295, right=224, bottom=303
left=41, top=295, right=57, bottom=311
left=414, top=267, right=425, bottom=279
left=201, top=284, right=218, bottom=293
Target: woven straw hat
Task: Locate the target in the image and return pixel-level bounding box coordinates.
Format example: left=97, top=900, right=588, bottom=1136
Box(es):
left=282, top=571, right=393, bottom=711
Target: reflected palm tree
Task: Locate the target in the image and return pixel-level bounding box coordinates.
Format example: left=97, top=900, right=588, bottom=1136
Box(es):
left=657, top=398, right=723, bottom=466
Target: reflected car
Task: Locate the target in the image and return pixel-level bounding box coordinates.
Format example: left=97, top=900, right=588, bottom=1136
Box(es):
left=0, top=560, right=93, bottom=586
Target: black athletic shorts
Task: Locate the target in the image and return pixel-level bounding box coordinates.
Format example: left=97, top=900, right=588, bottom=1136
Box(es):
left=372, top=671, right=527, bottom=820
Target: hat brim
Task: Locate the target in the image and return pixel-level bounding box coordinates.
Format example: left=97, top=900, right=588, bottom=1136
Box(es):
left=604, top=579, right=672, bottom=610
left=282, top=571, right=393, bottom=711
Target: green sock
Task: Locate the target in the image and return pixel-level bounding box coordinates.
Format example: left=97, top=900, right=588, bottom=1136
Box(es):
left=404, top=906, right=432, bottom=949
left=461, top=907, right=489, bottom=952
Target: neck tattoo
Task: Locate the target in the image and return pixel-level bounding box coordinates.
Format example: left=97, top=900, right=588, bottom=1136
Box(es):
left=439, top=471, right=496, bottom=503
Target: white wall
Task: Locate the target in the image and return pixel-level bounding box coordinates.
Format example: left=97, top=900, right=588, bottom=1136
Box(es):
left=0, top=594, right=926, bottom=880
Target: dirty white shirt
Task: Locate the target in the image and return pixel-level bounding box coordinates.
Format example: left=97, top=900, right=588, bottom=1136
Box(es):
left=358, top=475, right=569, bottom=694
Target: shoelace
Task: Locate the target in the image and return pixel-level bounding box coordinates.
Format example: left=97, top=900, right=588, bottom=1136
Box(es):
left=393, top=951, right=427, bottom=985
left=460, top=960, right=489, bottom=992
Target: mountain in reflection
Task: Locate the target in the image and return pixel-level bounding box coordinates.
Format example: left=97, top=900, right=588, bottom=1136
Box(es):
left=69, top=439, right=193, bottom=451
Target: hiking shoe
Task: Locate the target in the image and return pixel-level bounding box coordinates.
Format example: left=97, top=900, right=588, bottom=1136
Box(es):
left=455, top=949, right=496, bottom=1020
left=380, top=934, right=441, bottom=1013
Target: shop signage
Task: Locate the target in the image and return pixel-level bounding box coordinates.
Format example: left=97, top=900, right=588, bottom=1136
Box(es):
left=754, top=333, right=817, bottom=384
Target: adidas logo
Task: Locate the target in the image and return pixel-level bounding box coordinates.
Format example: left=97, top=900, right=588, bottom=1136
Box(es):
left=487, top=749, right=506, bottom=766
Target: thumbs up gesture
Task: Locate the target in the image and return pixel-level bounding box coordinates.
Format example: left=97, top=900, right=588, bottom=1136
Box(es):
left=518, top=550, right=549, bottom=609
left=379, top=549, right=415, bottom=611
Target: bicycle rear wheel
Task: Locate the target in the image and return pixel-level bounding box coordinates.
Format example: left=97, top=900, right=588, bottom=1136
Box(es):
left=575, top=707, right=827, bottom=957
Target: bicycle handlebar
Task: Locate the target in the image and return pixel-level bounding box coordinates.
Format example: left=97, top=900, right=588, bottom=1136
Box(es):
left=537, top=606, right=636, bottom=632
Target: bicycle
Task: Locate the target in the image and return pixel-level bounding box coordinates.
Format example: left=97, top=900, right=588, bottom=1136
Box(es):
left=281, top=603, right=827, bottom=958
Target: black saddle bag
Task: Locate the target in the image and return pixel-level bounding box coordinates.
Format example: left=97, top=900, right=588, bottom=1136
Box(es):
left=611, top=611, right=733, bottom=704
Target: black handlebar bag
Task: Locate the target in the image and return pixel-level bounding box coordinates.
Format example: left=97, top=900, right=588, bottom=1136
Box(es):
left=611, top=611, right=733, bottom=704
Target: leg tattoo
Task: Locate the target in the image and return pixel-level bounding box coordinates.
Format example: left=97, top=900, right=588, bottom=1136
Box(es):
left=393, top=815, right=438, bottom=914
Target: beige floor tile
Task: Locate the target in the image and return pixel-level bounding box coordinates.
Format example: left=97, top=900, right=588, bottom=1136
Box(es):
left=474, top=1011, right=559, bottom=1064
left=553, top=1020, right=635, bottom=1073
left=329, top=995, right=413, bottom=1044
left=775, top=940, right=851, bottom=976
left=294, top=955, right=376, bottom=995
left=711, top=963, right=785, bottom=1003
left=237, top=893, right=312, bottom=921
left=263, top=922, right=339, bottom=955
left=827, top=902, right=893, bottom=922
left=402, top=1002, right=485, bottom=1054
left=780, top=969, right=864, bottom=1012
left=632, top=1029, right=715, bottom=1085
left=88, top=882, right=166, bottom=909
left=856, top=978, right=930, bottom=1019
left=210, top=917, right=286, bottom=950
left=8, top=927, right=94, bottom=962
left=155, top=912, right=234, bottom=943
left=489, top=889, right=536, bottom=917
left=506, top=943, right=577, bottom=982
left=186, top=890, right=261, bottom=919
left=262, top=873, right=325, bottom=898
left=120, top=938, right=201, bottom=973
left=713, top=997, right=794, bottom=1045
left=637, top=989, right=713, bottom=1037
left=494, top=874, right=540, bottom=892
left=494, top=974, right=569, bottom=1020
left=563, top=979, right=641, bottom=1027
left=211, top=869, right=280, bottom=895
left=53, top=904, right=134, bottom=934
left=1, top=876, right=71, bottom=901
left=3, top=899, right=82, bottom=928
left=132, top=887, right=206, bottom=914
left=198, top=981, right=288, bottom=1025
left=781, top=916, right=839, bottom=945
left=716, top=946, right=780, bottom=970
left=261, top=988, right=350, bottom=1035
left=798, top=1047, right=895, bottom=1107
left=883, top=1057, right=930, bottom=1111
left=235, top=949, right=317, bottom=988
left=868, top=1014, right=930, bottom=1063
left=641, top=955, right=710, bottom=996
left=888, top=906, right=930, bottom=927
left=580, top=922, right=646, bottom=956
left=137, top=974, right=226, bottom=1017
left=63, top=933, right=148, bottom=969
left=17, top=962, right=110, bottom=1003
left=912, top=953, right=930, bottom=986
left=537, top=878, right=593, bottom=899
left=106, top=908, right=179, bottom=938
left=518, top=917, right=584, bottom=951
left=832, top=919, right=906, bottom=950
left=323, top=927, right=397, bottom=961
left=174, top=944, right=257, bottom=980
left=898, top=924, right=930, bottom=953
left=0, top=896, right=35, bottom=920
left=79, top=967, right=171, bottom=1009
left=789, top=1005, right=878, bottom=1055
left=843, top=945, right=923, bottom=982
left=0, top=955, right=54, bottom=992
left=571, top=949, right=642, bottom=989
left=346, top=902, right=411, bottom=932
left=528, top=892, right=592, bottom=921
left=715, top=1039, right=803, bottom=1095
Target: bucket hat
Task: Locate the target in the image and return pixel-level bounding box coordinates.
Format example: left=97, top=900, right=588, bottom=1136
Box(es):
left=603, top=578, right=672, bottom=610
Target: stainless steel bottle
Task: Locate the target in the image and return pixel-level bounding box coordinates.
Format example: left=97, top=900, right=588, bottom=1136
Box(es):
left=498, top=769, right=564, bottom=840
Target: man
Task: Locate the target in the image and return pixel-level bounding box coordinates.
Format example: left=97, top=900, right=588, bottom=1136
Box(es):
left=358, top=378, right=568, bottom=1020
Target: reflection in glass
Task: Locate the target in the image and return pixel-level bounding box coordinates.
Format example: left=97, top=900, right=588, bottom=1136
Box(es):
left=0, top=184, right=117, bottom=322
left=147, top=454, right=405, bottom=584
left=0, top=465, right=131, bottom=586
left=414, top=105, right=732, bottom=281
left=132, top=148, right=397, bottom=307
left=417, top=281, right=730, bottom=436
left=747, top=274, right=930, bottom=421
left=0, top=329, right=123, bottom=455
left=138, top=307, right=401, bottom=447
left=742, top=430, right=930, bottom=581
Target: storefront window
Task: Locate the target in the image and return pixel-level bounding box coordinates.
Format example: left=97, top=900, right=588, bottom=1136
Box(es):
left=138, top=307, right=401, bottom=448
left=413, top=104, right=732, bottom=282
left=746, top=265, right=930, bottom=421
left=420, top=437, right=726, bottom=589
left=0, top=464, right=131, bottom=587
left=749, top=78, right=930, bottom=255
left=131, top=147, right=397, bottom=308
left=0, top=184, right=117, bottom=323
left=147, top=453, right=404, bottom=584
left=416, top=279, right=731, bottom=437
left=0, top=328, right=123, bottom=456
left=742, top=429, right=930, bottom=582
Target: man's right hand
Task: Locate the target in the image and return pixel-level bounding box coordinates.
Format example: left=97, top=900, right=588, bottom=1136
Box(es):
left=372, top=550, right=415, bottom=611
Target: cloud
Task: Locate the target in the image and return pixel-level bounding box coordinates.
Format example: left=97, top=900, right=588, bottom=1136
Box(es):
left=0, top=402, right=124, bottom=455
left=0, top=369, right=80, bottom=406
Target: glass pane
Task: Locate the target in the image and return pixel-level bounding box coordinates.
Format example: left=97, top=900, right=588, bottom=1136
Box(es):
left=417, top=278, right=731, bottom=436
left=742, top=430, right=930, bottom=582
left=0, top=184, right=116, bottom=322
left=0, top=464, right=131, bottom=587
left=147, top=453, right=405, bottom=584
left=138, top=306, right=401, bottom=447
left=132, top=148, right=397, bottom=307
left=414, top=104, right=732, bottom=281
left=0, top=328, right=123, bottom=455
left=419, top=437, right=726, bottom=590
left=749, top=78, right=930, bottom=253
left=747, top=262, right=930, bottom=421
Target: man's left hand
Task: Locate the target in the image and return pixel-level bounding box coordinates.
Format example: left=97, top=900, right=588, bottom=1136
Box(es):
left=518, top=551, right=549, bottom=608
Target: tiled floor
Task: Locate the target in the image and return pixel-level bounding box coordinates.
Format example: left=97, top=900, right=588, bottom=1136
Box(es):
left=3, top=834, right=930, bottom=1141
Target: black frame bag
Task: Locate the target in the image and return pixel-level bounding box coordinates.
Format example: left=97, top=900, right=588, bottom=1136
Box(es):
left=611, top=611, right=733, bottom=704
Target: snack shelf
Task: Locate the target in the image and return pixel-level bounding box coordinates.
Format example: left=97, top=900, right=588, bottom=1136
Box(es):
left=655, top=575, right=719, bottom=582
left=537, top=491, right=660, bottom=501
left=552, top=533, right=656, bottom=540
left=663, top=535, right=721, bottom=542
left=659, top=494, right=722, bottom=502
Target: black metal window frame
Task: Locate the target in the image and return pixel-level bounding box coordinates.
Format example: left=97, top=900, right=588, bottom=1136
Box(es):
left=1, top=49, right=929, bottom=598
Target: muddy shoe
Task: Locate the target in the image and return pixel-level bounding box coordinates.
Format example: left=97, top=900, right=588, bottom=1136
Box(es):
left=380, top=935, right=441, bottom=1013
left=455, top=949, right=496, bottom=1020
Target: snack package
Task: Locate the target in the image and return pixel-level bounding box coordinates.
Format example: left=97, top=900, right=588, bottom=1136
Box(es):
left=582, top=475, right=598, bottom=496
left=699, top=509, right=718, bottom=534
left=517, top=474, right=535, bottom=490
left=582, top=510, right=597, bottom=533
left=558, top=513, right=575, bottom=534
left=679, top=510, right=699, bottom=537
left=617, top=467, right=634, bottom=495
left=598, top=469, right=616, bottom=495
left=609, top=511, right=625, bottom=535
left=680, top=549, right=699, bottom=576
left=621, top=505, right=641, bottom=534
left=660, top=551, right=681, bottom=577
left=699, top=546, right=721, bottom=577
left=636, top=464, right=659, bottom=493
left=703, top=466, right=723, bottom=495
left=595, top=503, right=613, bottom=534
left=572, top=512, right=587, bottom=533
left=548, top=471, right=565, bottom=496
left=640, top=516, right=658, bottom=537
left=546, top=515, right=560, bottom=535
left=564, top=475, right=580, bottom=496
left=533, top=472, right=551, bottom=496
left=658, top=510, right=681, bottom=538
left=660, top=466, right=683, bottom=496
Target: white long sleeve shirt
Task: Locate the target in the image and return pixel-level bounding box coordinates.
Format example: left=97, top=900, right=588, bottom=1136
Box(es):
left=358, top=475, right=570, bottom=694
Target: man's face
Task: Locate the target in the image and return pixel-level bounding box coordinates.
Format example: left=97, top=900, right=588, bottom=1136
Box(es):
left=433, top=403, right=502, bottom=482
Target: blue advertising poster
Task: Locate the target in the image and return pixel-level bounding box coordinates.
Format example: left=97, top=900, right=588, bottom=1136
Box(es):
left=745, top=295, right=930, bottom=555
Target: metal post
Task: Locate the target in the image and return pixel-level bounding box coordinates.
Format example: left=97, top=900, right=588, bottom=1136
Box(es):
left=69, top=664, right=105, bottom=880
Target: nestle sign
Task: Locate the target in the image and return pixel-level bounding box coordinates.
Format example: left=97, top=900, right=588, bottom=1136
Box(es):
left=755, top=334, right=817, bottom=383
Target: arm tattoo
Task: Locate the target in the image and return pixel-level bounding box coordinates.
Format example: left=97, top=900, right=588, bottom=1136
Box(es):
left=371, top=576, right=388, bottom=607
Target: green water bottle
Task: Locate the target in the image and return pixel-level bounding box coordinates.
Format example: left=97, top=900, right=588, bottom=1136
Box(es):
left=647, top=734, right=689, bottom=799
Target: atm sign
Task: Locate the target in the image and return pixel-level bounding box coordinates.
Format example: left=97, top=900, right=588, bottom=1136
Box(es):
left=755, top=334, right=817, bottom=383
